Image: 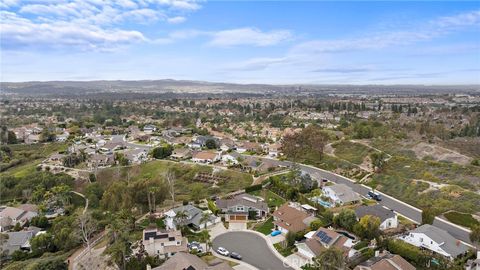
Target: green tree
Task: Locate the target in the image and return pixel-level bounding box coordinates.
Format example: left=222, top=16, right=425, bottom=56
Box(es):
left=309, top=220, right=324, bottom=231
left=353, top=215, right=381, bottom=240
left=200, top=212, right=211, bottom=230
left=470, top=225, right=480, bottom=245
left=333, top=209, right=357, bottom=231
left=205, top=139, right=217, bottom=149
left=151, top=145, right=173, bottom=159
left=174, top=210, right=189, bottom=228
left=286, top=231, right=296, bottom=247
left=421, top=207, right=436, bottom=225
left=30, top=232, right=55, bottom=255
left=312, top=247, right=346, bottom=270
left=190, top=183, right=206, bottom=202
left=370, top=152, right=388, bottom=172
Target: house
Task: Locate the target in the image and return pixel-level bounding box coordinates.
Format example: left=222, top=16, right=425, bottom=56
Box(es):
left=354, top=205, right=398, bottom=230
left=323, top=184, right=361, bottom=205
left=188, top=135, right=217, bottom=149
left=25, top=134, right=40, bottom=144
left=465, top=251, right=480, bottom=270
left=296, top=227, right=355, bottom=260
left=153, top=252, right=234, bottom=270
left=267, top=143, right=281, bottom=157
left=143, top=124, right=157, bottom=133
left=221, top=151, right=242, bottom=165
left=143, top=228, right=187, bottom=258
left=170, top=148, right=192, bottom=160
left=272, top=203, right=316, bottom=234
left=0, top=206, right=38, bottom=231
left=191, top=151, right=220, bottom=164
left=354, top=251, right=416, bottom=270
left=216, top=193, right=268, bottom=222
left=55, top=132, right=70, bottom=142
left=0, top=228, right=41, bottom=256
left=399, top=224, right=469, bottom=260
left=164, top=205, right=220, bottom=231
left=236, top=141, right=261, bottom=153
left=219, top=138, right=235, bottom=152
left=48, top=153, right=66, bottom=165
left=123, top=148, right=148, bottom=164
left=87, top=153, right=114, bottom=168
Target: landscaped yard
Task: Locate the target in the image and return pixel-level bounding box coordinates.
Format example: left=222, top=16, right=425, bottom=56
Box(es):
left=444, top=211, right=479, bottom=229
left=254, top=217, right=274, bottom=235
left=249, top=189, right=286, bottom=208
left=273, top=243, right=294, bottom=257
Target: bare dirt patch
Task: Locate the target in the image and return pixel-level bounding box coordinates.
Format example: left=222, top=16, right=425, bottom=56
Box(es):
left=411, top=142, right=472, bottom=165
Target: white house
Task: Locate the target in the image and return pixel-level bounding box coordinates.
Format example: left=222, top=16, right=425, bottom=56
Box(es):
left=142, top=228, right=187, bottom=259
left=323, top=184, right=361, bottom=205
left=398, top=224, right=469, bottom=260
left=215, top=193, right=268, bottom=222
left=164, top=205, right=220, bottom=231
left=354, top=205, right=398, bottom=230
left=191, top=151, right=221, bottom=164
left=221, top=151, right=242, bottom=165
left=123, top=148, right=148, bottom=164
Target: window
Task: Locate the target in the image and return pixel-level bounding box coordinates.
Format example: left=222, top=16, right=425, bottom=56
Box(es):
left=420, top=238, right=423, bottom=242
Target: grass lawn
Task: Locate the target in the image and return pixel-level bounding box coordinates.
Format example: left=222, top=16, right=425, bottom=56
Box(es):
left=254, top=217, right=274, bottom=235
left=250, top=188, right=286, bottom=208
left=96, top=160, right=253, bottom=204
left=332, top=141, right=373, bottom=165
left=444, top=211, right=479, bottom=229
left=273, top=243, right=294, bottom=257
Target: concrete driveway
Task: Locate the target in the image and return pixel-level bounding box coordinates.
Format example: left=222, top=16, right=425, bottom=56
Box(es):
left=229, top=222, right=247, bottom=231
left=212, top=231, right=292, bottom=270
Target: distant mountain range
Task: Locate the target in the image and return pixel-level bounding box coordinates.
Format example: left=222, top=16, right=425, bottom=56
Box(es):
left=1, top=80, right=479, bottom=97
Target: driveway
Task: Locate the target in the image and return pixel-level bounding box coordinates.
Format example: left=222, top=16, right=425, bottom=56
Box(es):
left=213, top=231, right=292, bottom=270
left=229, top=222, right=247, bottom=231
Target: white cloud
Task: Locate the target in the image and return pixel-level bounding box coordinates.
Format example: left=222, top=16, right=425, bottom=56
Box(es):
left=0, top=11, right=146, bottom=51
left=208, top=27, right=292, bottom=47
left=167, top=16, right=186, bottom=24
left=291, top=9, right=480, bottom=54
left=1, top=0, right=202, bottom=51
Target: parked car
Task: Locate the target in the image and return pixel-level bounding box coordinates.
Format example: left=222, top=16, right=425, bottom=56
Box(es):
left=217, top=247, right=229, bottom=256
left=230, top=252, right=242, bottom=260
left=271, top=230, right=281, bottom=236
left=368, top=191, right=382, bottom=201
left=188, top=241, right=203, bottom=253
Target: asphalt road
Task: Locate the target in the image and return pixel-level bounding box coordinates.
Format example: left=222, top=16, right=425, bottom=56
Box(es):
left=212, top=231, right=292, bottom=270
left=257, top=157, right=473, bottom=245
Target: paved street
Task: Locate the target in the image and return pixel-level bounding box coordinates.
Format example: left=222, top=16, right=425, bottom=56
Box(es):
left=212, top=231, right=292, bottom=270
left=254, top=156, right=472, bottom=245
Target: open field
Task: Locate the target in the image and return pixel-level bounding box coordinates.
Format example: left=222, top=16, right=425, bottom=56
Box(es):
left=332, top=140, right=374, bottom=165
left=95, top=160, right=253, bottom=203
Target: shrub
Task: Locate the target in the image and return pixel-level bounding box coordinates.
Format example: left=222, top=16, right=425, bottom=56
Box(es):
left=245, top=184, right=262, bottom=193
left=387, top=239, right=427, bottom=266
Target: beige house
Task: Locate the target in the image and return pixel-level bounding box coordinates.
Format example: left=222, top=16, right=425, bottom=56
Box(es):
left=143, top=229, right=187, bottom=259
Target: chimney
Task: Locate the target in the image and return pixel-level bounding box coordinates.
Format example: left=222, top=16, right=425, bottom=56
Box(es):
left=146, top=264, right=151, bottom=270
left=375, top=250, right=380, bottom=257
left=477, top=251, right=480, bottom=259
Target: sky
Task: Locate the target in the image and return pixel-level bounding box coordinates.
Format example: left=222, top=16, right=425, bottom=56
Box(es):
left=1, top=0, right=479, bottom=84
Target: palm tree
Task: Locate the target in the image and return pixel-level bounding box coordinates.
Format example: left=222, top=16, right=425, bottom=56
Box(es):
left=174, top=210, right=188, bottom=229
left=200, top=212, right=211, bottom=230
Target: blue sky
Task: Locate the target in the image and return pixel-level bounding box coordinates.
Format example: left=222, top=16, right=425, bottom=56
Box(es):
left=1, top=0, right=479, bottom=84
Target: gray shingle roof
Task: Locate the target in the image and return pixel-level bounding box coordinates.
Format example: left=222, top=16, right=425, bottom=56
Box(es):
left=355, top=205, right=396, bottom=222
left=216, top=193, right=268, bottom=213
left=412, top=224, right=469, bottom=257
left=326, top=184, right=361, bottom=203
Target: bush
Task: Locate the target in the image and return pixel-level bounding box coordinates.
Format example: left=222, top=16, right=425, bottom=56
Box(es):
left=353, top=240, right=368, bottom=250
left=245, top=184, right=262, bottom=193
left=387, top=239, right=427, bottom=266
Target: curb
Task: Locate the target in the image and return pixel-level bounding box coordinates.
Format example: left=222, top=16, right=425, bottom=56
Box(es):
left=211, top=230, right=299, bottom=270
left=211, top=250, right=258, bottom=270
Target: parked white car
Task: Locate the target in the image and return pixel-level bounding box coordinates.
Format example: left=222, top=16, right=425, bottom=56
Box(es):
left=217, top=247, right=229, bottom=256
